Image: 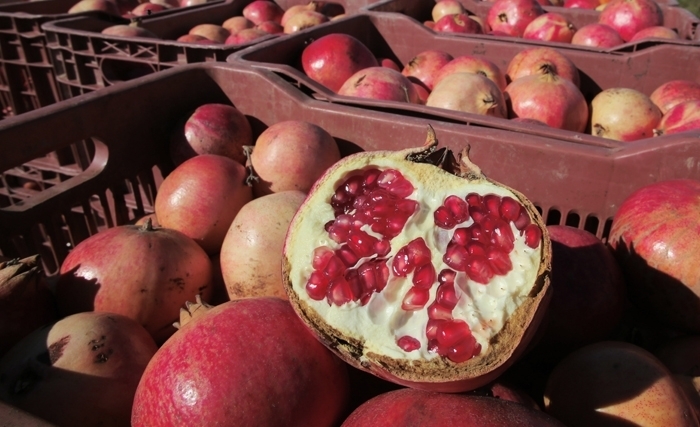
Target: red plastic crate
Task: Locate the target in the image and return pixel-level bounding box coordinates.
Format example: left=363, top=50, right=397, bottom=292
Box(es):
left=41, top=0, right=376, bottom=99
left=231, top=12, right=700, bottom=148
left=1, top=61, right=698, bottom=282
left=365, top=0, right=700, bottom=53
left=0, top=0, right=225, bottom=118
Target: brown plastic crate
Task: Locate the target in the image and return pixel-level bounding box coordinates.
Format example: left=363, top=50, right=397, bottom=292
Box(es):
left=231, top=12, right=700, bottom=148
left=365, top=0, right=699, bottom=53
left=1, top=61, right=698, bottom=281
left=0, top=0, right=225, bottom=118
left=41, top=0, right=375, bottom=99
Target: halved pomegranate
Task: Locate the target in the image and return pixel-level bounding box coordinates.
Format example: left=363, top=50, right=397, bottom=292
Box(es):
left=282, top=127, right=552, bottom=392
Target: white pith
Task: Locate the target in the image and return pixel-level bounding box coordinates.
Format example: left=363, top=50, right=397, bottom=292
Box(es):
left=288, top=157, right=541, bottom=363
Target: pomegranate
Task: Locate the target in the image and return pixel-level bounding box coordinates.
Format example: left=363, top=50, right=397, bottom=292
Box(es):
left=506, top=47, right=580, bottom=87
left=281, top=2, right=319, bottom=27
left=522, top=13, right=577, bottom=43
left=220, top=190, right=307, bottom=300
left=68, top=0, right=120, bottom=15
left=176, top=34, right=217, bottom=44
left=130, top=2, right=167, bottom=16
left=225, top=27, right=269, bottom=44
left=131, top=297, right=350, bottom=426
left=378, top=57, right=401, bottom=71
left=589, top=87, right=661, bottom=141
left=169, top=103, right=253, bottom=166
left=401, top=50, right=454, bottom=91
left=55, top=220, right=213, bottom=344
left=427, top=72, right=507, bottom=118
left=505, top=71, right=588, bottom=132
left=300, top=33, right=379, bottom=93
left=342, top=389, right=565, bottom=426
left=598, top=0, right=663, bottom=42
left=630, top=25, right=680, bottom=41
left=570, top=23, right=625, bottom=47
left=486, top=0, right=545, bottom=37
left=0, top=312, right=157, bottom=427
left=0, top=256, right=57, bottom=358
left=338, top=67, right=419, bottom=103
left=655, top=336, right=700, bottom=420
left=650, top=79, right=700, bottom=114
left=188, top=24, right=229, bottom=43
left=434, top=13, right=484, bottom=34
left=101, top=23, right=159, bottom=38
left=256, top=20, right=284, bottom=34
left=654, top=100, right=700, bottom=136
left=222, top=16, right=254, bottom=33
left=283, top=10, right=329, bottom=34
left=249, top=120, right=340, bottom=197
left=155, top=154, right=252, bottom=255
left=564, top=0, right=601, bottom=9
left=432, top=0, right=467, bottom=22
left=242, top=0, right=285, bottom=25
left=281, top=130, right=552, bottom=392
left=433, top=55, right=507, bottom=91
left=544, top=341, right=700, bottom=427
left=608, top=179, right=700, bottom=332
left=531, top=226, right=626, bottom=358
left=469, top=380, right=541, bottom=410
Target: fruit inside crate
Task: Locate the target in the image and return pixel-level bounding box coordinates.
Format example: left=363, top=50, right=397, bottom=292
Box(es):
left=232, top=12, right=700, bottom=147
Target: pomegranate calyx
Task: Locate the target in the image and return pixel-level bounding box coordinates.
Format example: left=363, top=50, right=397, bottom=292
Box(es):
left=138, top=217, right=157, bottom=232
left=173, top=294, right=213, bottom=329
left=0, top=255, right=42, bottom=287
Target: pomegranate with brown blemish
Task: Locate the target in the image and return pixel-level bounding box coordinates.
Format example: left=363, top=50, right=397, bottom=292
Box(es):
left=282, top=127, right=551, bottom=392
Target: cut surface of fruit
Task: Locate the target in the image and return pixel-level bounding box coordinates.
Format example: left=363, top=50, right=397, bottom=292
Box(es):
left=283, top=128, right=551, bottom=391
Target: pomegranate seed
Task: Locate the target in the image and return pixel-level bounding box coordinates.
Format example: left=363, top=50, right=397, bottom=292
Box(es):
left=428, top=339, right=445, bottom=356
left=362, top=168, right=381, bottom=190
left=465, top=193, right=483, bottom=208
left=483, top=194, right=501, bottom=216
left=335, top=245, right=359, bottom=267
left=514, top=208, right=531, bottom=231
left=402, top=287, right=430, bottom=310
left=306, top=271, right=329, bottom=300
left=396, top=199, right=419, bottom=216
left=434, top=206, right=456, bottom=229
left=412, top=263, right=437, bottom=289
left=524, top=224, right=542, bottom=248
left=426, top=319, right=445, bottom=340
left=369, top=188, right=394, bottom=205
left=447, top=337, right=481, bottom=363
left=443, top=242, right=469, bottom=272
left=465, top=255, right=494, bottom=284
left=346, top=270, right=362, bottom=302
left=392, top=246, right=411, bottom=277
left=407, top=238, right=432, bottom=267
left=397, top=336, right=421, bottom=352
left=385, top=215, right=407, bottom=239
left=427, top=302, right=453, bottom=320
left=466, top=241, right=486, bottom=257
left=374, top=259, right=390, bottom=292
left=436, top=320, right=472, bottom=348
left=487, top=246, right=512, bottom=275
left=327, top=276, right=354, bottom=306
left=328, top=215, right=352, bottom=243
left=491, top=219, right=515, bottom=252
left=438, top=269, right=456, bottom=285
left=347, top=230, right=378, bottom=258
left=357, top=262, right=376, bottom=293
left=468, top=223, right=491, bottom=246
left=436, top=282, right=459, bottom=309
left=451, top=227, right=470, bottom=246
left=469, top=205, right=487, bottom=223
left=343, top=175, right=363, bottom=197
left=324, top=256, right=346, bottom=279
left=499, top=196, right=522, bottom=223
left=374, top=239, right=391, bottom=257
left=370, top=221, right=386, bottom=236
left=377, top=169, right=414, bottom=197
left=444, top=195, right=470, bottom=224
left=330, top=188, right=350, bottom=214
left=312, top=246, right=334, bottom=270
left=480, top=215, right=498, bottom=234
left=324, top=220, right=334, bottom=232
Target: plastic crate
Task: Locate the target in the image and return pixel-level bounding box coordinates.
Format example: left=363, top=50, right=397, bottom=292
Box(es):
left=1, top=61, right=699, bottom=281
left=41, top=0, right=377, bottom=99
left=0, top=0, right=226, bottom=118
left=365, top=0, right=700, bottom=53
left=231, top=12, right=700, bottom=148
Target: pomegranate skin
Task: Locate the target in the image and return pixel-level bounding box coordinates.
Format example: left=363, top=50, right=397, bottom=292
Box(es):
left=131, top=297, right=350, bottom=427
left=598, top=0, right=663, bottom=42
left=486, top=0, right=545, bottom=37
left=55, top=222, right=213, bottom=344
left=650, top=80, right=700, bottom=115
left=571, top=23, right=625, bottom=48
left=401, top=50, right=454, bottom=91
left=506, top=47, right=580, bottom=87
left=608, top=179, right=700, bottom=333
left=342, top=389, right=565, bottom=426
left=655, top=100, right=700, bottom=136
left=338, top=67, right=419, bottom=103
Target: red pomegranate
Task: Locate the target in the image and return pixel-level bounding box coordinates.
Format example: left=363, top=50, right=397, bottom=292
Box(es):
left=506, top=47, right=580, bottom=87
left=280, top=2, right=319, bottom=27
left=222, top=16, right=254, bottom=33
left=654, top=100, right=700, bottom=136
left=131, top=297, right=350, bottom=426
left=101, top=24, right=159, bottom=38
left=401, top=50, right=454, bottom=91
left=169, top=103, right=253, bottom=166
left=242, top=0, right=284, bottom=25
left=608, top=179, right=700, bottom=332
left=281, top=129, right=552, bottom=392
left=432, top=0, right=467, bottom=22
left=571, top=23, right=625, bottom=47
left=283, top=10, right=329, bottom=34
left=598, top=0, right=663, bottom=42
left=650, top=80, right=700, bottom=115
left=130, top=2, right=166, bottom=16
left=55, top=220, right=213, bottom=344
left=564, top=0, right=601, bottom=9
left=224, top=27, right=268, bottom=44
left=301, top=33, right=379, bottom=92
left=338, top=67, right=419, bottom=103
left=522, top=13, right=577, bottom=43
left=629, top=25, right=679, bottom=41
left=155, top=154, right=253, bottom=255
left=0, top=312, right=157, bottom=427
left=342, top=389, right=565, bottom=426
left=434, top=55, right=507, bottom=91
left=434, top=13, right=484, bottom=34
left=486, top=0, right=545, bottom=37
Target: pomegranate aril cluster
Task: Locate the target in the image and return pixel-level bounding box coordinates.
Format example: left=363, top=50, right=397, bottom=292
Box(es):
left=439, top=193, right=540, bottom=284
left=306, top=168, right=418, bottom=306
